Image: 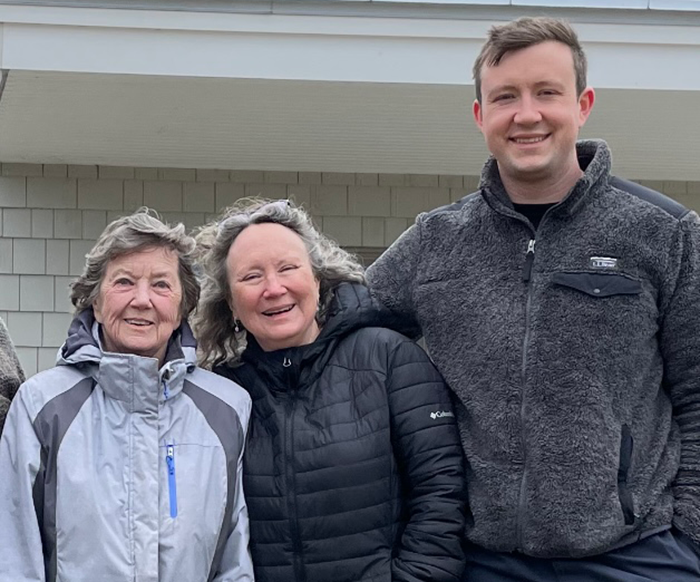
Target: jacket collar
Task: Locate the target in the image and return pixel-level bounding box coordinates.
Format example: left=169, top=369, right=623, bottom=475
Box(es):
left=238, top=282, right=380, bottom=392
left=59, top=308, right=197, bottom=409
left=478, top=139, right=612, bottom=221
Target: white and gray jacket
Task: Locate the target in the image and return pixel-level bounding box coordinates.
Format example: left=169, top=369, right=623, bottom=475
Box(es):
left=0, top=309, right=253, bottom=582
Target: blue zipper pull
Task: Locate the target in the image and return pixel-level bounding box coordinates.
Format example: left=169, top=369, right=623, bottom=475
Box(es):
left=163, top=379, right=170, bottom=400
left=166, top=444, right=178, bottom=518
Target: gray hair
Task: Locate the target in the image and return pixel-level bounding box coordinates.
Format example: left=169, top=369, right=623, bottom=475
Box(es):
left=195, top=198, right=365, bottom=368
left=70, top=208, right=200, bottom=318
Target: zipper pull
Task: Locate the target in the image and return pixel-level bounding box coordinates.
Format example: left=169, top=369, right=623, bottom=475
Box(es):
left=522, top=239, right=536, bottom=282
left=166, top=444, right=178, bottom=518
left=162, top=379, right=170, bottom=400
left=283, top=357, right=292, bottom=368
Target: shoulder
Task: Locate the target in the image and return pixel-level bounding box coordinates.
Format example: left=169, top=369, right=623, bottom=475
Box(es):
left=17, top=365, right=92, bottom=421
left=343, top=326, right=413, bottom=348
left=185, top=367, right=252, bottom=421
left=336, top=327, right=431, bottom=367
left=608, top=176, right=690, bottom=222
left=418, top=191, right=482, bottom=226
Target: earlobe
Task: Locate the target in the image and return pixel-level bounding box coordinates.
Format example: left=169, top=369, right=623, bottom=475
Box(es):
left=578, top=87, right=595, bottom=125
left=93, top=300, right=103, bottom=323
left=473, top=100, right=484, bottom=130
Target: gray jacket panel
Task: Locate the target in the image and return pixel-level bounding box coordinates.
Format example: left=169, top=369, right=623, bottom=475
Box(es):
left=367, top=140, right=700, bottom=557
left=0, top=313, right=253, bottom=582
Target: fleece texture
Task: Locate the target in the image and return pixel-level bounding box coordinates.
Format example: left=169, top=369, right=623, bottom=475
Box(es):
left=366, top=139, right=700, bottom=558
left=0, top=316, right=24, bottom=435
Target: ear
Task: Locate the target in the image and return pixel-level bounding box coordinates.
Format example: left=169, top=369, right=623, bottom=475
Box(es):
left=578, top=87, right=595, bottom=127
left=93, top=297, right=104, bottom=324
left=473, top=99, right=484, bottom=132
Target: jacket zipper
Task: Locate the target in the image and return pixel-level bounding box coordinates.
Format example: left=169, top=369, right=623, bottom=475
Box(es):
left=163, top=379, right=170, bottom=400
left=522, top=239, right=535, bottom=282
left=517, top=237, right=536, bottom=550
left=283, top=357, right=305, bottom=582
left=166, top=444, right=178, bottom=518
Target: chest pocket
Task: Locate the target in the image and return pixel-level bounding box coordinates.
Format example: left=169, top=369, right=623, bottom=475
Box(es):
left=552, top=272, right=643, bottom=297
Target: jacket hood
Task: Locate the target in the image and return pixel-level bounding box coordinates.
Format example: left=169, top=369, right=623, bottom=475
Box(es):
left=58, top=308, right=198, bottom=406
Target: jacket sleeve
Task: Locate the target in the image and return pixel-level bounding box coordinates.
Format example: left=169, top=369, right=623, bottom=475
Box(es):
left=0, top=385, right=46, bottom=581
left=213, top=396, right=255, bottom=582
left=662, top=211, right=700, bottom=547
left=0, top=316, right=25, bottom=436
left=366, top=222, right=423, bottom=338
left=386, top=336, right=466, bottom=582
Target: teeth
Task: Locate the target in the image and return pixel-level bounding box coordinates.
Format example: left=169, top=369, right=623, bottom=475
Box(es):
left=264, top=305, right=294, bottom=316
left=513, top=136, right=546, bottom=144
left=126, top=319, right=150, bottom=326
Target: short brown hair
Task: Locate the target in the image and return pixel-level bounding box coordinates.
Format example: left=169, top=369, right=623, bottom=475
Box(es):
left=70, top=208, right=200, bottom=319
left=473, top=17, right=587, bottom=103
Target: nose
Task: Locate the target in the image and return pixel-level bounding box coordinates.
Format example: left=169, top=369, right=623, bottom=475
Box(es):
left=513, top=94, right=542, bottom=125
left=262, top=274, right=286, bottom=298
left=131, top=281, right=153, bottom=308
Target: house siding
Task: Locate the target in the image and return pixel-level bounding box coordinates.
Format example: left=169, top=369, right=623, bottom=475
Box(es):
left=1, top=161, right=698, bottom=376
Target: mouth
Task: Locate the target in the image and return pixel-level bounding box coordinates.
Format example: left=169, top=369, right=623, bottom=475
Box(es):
left=262, top=305, right=295, bottom=317
left=125, top=319, right=153, bottom=327
left=510, top=134, right=550, bottom=145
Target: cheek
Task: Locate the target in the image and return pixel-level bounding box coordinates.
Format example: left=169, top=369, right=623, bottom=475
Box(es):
left=229, top=288, right=253, bottom=321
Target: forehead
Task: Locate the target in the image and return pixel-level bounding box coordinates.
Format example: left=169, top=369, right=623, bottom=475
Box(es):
left=480, top=41, right=576, bottom=89
left=228, top=223, right=308, bottom=261
left=105, top=246, right=180, bottom=276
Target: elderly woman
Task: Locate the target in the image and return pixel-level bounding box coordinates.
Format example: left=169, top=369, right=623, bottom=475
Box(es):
left=196, top=198, right=466, bottom=582
left=0, top=210, right=253, bottom=582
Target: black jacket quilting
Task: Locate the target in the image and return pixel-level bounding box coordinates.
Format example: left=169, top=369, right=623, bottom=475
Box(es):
left=215, top=283, right=466, bottom=582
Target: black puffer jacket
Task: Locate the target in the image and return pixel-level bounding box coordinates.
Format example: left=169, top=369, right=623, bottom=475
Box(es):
left=215, top=283, right=466, bottom=582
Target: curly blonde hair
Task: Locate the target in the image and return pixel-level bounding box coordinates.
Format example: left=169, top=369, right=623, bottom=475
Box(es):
left=194, top=198, right=365, bottom=368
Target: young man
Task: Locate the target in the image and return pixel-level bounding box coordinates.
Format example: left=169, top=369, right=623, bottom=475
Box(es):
left=0, top=316, right=24, bottom=435
left=366, top=17, right=700, bottom=580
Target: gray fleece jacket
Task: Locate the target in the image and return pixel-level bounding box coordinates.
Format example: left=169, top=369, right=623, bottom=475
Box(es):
left=0, top=316, right=24, bottom=436
left=366, top=140, right=700, bottom=558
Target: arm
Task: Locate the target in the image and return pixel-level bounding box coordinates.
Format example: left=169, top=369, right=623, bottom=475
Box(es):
left=387, top=337, right=466, bottom=582
left=661, top=212, right=700, bottom=546
left=366, top=222, right=423, bottom=338
left=0, top=386, right=46, bottom=581
left=0, top=316, right=25, bottom=435
left=214, top=398, right=254, bottom=582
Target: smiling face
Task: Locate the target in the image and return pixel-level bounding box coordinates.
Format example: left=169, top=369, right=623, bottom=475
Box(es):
left=93, top=246, right=183, bottom=364
left=473, top=41, right=594, bottom=194
left=226, top=223, right=321, bottom=352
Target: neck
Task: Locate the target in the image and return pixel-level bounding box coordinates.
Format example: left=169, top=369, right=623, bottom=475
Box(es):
left=501, top=165, right=584, bottom=205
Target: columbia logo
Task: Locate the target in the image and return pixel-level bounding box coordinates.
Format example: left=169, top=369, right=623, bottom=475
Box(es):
left=430, top=411, right=455, bottom=420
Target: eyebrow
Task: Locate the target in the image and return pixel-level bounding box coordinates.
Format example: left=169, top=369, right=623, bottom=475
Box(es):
left=108, top=268, right=176, bottom=280
left=488, top=79, right=567, bottom=94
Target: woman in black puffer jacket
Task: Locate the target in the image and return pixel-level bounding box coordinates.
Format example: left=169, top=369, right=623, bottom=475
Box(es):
left=195, top=198, right=466, bottom=582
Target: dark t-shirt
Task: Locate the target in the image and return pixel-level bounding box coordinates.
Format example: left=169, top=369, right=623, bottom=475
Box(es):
left=512, top=203, right=556, bottom=230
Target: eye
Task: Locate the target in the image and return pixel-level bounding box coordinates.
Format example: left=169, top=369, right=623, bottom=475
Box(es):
left=241, top=273, right=261, bottom=282
left=115, top=277, right=133, bottom=286
left=154, top=280, right=171, bottom=290
left=539, top=88, right=560, bottom=97
left=280, top=264, right=299, bottom=273
left=492, top=93, right=515, bottom=103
